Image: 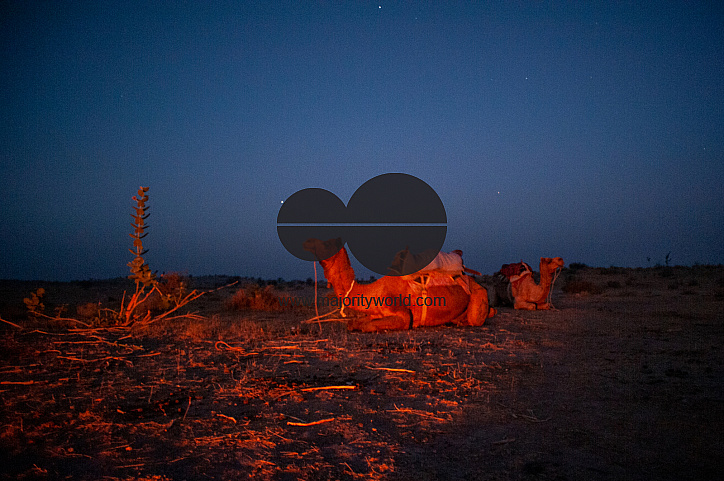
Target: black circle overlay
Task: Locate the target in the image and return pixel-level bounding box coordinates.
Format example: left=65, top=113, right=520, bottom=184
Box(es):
left=277, top=173, right=447, bottom=276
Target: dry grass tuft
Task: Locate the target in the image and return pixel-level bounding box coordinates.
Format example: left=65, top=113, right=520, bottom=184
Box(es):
left=226, top=284, right=286, bottom=311
left=76, top=301, right=100, bottom=319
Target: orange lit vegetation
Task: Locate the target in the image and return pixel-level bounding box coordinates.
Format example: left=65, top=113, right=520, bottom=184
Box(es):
left=116, top=186, right=208, bottom=326
left=225, top=283, right=287, bottom=312
left=9, top=186, right=233, bottom=329
left=1, top=237, right=722, bottom=478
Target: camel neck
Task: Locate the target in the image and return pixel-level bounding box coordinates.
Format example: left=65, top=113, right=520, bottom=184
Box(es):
left=321, top=248, right=356, bottom=298
left=539, top=265, right=555, bottom=287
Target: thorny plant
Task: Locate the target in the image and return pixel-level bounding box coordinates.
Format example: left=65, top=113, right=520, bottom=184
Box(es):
left=15, top=187, right=210, bottom=329
left=117, top=186, right=206, bottom=326
left=118, top=186, right=159, bottom=325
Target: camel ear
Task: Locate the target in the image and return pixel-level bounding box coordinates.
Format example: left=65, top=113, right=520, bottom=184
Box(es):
left=315, top=238, right=344, bottom=260
left=302, top=237, right=344, bottom=261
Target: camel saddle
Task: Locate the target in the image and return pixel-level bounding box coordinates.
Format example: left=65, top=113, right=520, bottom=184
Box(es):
left=390, top=249, right=477, bottom=314
left=497, top=261, right=532, bottom=282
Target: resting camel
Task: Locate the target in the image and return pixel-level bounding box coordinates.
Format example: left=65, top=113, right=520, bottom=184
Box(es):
left=303, top=238, right=496, bottom=332
left=494, top=257, right=565, bottom=310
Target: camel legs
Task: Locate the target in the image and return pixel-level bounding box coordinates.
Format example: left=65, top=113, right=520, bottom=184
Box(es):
left=513, top=300, right=551, bottom=310
left=454, top=283, right=495, bottom=327
left=347, top=315, right=410, bottom=332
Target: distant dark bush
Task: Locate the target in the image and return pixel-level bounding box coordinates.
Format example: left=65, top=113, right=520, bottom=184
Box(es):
left=606, top=280, right=622, bottom=289
left=226, top=284, right=285, bottom=311
left=568, top=263, right=588, bottom=270
left=658, top=267, right=674, bottom=278
left=601, top=266, right=624, bottom=275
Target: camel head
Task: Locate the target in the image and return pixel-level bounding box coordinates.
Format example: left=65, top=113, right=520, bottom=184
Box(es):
left=302, top=238, right=344, bottom=262
left=302, top=238, right=354, bottom=295
left=541, top=257, right=565, bottom=271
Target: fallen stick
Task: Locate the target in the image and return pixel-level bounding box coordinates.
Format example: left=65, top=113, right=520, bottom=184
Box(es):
left=207, top=280, right=239, bottom=293
left=301, top=385, right=356, bottom=392
left=34, top=312, right=92, bottom=327
left=57, top=355, right=133, bottom=366
left=367, top=366, right=416, bottom=373
left=214, top=341, right=254, bottom=353
left=301, top=309, right=342, bottom=324
left=0, top=317, right=22, bottom=329
left=215, top=413, right=237, bottom=423
left=182, top=396, right=191, bottom=421
left=511, top=411, right=551, bottom=423
left=287, top=418, right=335, bottom=427
left=388, top=407, right=448, bottom=422
left=301, top=317, right=347, bottom=324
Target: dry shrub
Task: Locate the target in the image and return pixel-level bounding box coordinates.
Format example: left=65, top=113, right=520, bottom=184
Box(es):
left=76, top=302, right=100, bottom=319
left=226, top=284, right=284, bottom=311
left=563, top=279, right=602, bottom=295
left=154, top=272, right=189, bottom=310
left=130, top=272, right=190, bottom=313
left=157, top=272, right=187, bottom=298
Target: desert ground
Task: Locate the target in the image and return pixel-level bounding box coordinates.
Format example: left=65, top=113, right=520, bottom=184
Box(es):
left=0, top=264, right=722, bottom=480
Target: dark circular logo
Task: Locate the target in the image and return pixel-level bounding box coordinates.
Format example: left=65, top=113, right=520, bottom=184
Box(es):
left=277, top=173, right=446, bottom=276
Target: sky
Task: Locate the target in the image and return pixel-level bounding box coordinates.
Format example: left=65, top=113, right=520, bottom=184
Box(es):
left=1, top=1, right=723, bottom=282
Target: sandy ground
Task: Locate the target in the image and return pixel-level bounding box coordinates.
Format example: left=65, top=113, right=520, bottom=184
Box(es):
left=0, top=265, right=722, bottom=480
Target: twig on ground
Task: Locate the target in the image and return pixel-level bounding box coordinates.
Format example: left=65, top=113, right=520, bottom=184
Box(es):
left=56, top=355, right=134, bottom=366
left=182, top=396, right=191, bottom=421
left=0, top=317, right=22, bottom=329
left=367, top=366, right=416, bottom=373
left=301, top=309, right=342, bottom=324
left=301, top=385, right=356, bottom=392
left=511, top=410, right=551, bottom=423
left=140, top=290, right=207, bottom=326
left=388, top=405, right=449, bottom=422
left=33, top=312, right=92, bottom=327
left=287, top=418, right=336, bottom=427
left=214, top=341, right=258, bottom=355
left=302, top=317, right=347, bottom=324
left=207, top=280, right=239, bottom=293
left=343, top=462, right=357, bottom=476
left=215, top=413, right=237, bottom=423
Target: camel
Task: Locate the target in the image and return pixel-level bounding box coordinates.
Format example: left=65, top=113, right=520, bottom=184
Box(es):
left=303, top=238, right=496, bottom=332
left=493, top=257, right=564, bottom=310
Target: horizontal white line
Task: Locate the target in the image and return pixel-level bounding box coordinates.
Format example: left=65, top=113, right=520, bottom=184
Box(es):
left=277, top=223, right=447, bottom=227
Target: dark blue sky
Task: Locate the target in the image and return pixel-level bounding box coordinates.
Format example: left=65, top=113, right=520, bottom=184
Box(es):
left=2, top=1, right=723, bottom=281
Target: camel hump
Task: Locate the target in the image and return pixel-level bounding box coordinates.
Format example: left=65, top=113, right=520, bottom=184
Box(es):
left=389, top=248, right=463, bottom=276
left=420, top=251, right=464, bottom=274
